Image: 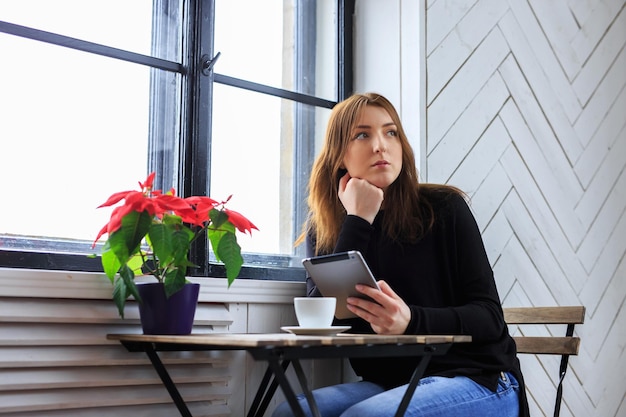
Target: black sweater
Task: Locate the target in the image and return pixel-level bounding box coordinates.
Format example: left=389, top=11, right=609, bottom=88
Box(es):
left=305, top=190, right=529, bottom=416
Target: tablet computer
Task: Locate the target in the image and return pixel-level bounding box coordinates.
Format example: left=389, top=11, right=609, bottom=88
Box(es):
left=302, top=250, right=380, bottom=319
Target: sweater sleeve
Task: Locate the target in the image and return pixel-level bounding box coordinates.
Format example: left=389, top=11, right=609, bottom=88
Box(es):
left=334, top=215, right=375, bottom=254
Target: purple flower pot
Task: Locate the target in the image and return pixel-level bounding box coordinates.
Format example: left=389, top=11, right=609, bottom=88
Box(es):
left=136, top=282, right=200, bottom=335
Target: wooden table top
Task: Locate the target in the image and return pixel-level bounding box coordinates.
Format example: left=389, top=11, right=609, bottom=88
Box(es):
left=107, top=333, right=472, bottom=348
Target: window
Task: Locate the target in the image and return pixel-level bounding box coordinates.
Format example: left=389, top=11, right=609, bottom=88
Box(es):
left=0, top=0, right=354, bottom=279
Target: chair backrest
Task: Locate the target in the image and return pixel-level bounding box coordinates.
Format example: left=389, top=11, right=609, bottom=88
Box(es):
left=503, top=305, right=586, bottom=417
left=503, top=306, right=585, bottom=355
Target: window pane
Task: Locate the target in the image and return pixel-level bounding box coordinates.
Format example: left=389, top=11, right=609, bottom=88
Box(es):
left=0, top=0, right=342, bottom=275
left=0, top=0, right=181, bottom=60
left=214, top=0, right=337, bottom=101
left=0, top=34, right=180, bottom=244
left=210, top=84, right=331, bottom=256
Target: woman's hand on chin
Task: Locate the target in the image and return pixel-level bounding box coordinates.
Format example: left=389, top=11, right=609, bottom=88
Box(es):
left=338, top=172, right=383, bottom=224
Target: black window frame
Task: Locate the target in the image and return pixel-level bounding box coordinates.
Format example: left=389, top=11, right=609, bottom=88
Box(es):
left=0, top=0, right=354, bottom=281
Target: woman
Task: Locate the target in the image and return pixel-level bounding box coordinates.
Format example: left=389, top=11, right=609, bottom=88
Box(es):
left=273, top=93, right=528, bottom=417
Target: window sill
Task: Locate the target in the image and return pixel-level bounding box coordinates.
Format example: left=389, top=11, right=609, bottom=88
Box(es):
left=0, top=248, right=306, bottom=282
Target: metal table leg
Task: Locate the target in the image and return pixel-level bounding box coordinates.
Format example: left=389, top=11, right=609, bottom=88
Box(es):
left=144, top=345, right=193, bottom=417
left=292, top=359, right=322, bottom=417
left=247, top=360, right=290, bottom=417
left=265, top=354, right=309, bottom=417
left=394, top=348, right=434, bottom=417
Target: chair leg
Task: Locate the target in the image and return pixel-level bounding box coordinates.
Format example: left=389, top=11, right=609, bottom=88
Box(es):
left=553, top=324, right=575, bottom=417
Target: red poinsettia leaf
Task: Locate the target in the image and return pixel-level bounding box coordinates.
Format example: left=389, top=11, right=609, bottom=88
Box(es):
left=185, top=196, right=219, bottom=209
left=140, top=172, right=156, bottom=190
left=225, top=208, right=258, bottom=234
left=154, top=194, right=192, bottom=213
left=92, top=224, right=109, bottom=248
left=97, top=190, right=135, bottom=208
left=123, top=192, right=155, bottom=215
left=181, top=196, right=219, bottom=226
left=93, top=204, right=132, bottom=246
left=108, top=204, right=136, bottom=232
left=178, top=210, right=204, bottom=226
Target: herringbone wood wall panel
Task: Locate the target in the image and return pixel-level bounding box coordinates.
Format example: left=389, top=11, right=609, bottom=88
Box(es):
left=425, top=0, right=626, bottom=416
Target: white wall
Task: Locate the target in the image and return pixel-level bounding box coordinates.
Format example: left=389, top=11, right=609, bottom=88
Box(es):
left=355, top=1, right=626, bottom=416
left=353, top=0, right=425, bottom=175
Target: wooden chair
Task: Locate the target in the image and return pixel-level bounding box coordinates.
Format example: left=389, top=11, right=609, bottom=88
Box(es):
left=503, top=306, right=585, bottom=417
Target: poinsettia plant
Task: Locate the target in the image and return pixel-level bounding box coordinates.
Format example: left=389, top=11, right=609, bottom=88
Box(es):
left=92, top=172, right=257, bottom=318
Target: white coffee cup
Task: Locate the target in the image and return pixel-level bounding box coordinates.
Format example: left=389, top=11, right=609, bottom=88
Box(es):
left=293, top=297, right=336, bottom=328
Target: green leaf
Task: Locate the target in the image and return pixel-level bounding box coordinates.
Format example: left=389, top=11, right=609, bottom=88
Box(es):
left=208, top=217, right=236, bottom=262
left=110, top=211, right=152, bottom=265
left=112, top=265, right=140, bottom=318
left=107, top=229, right=130, bottom=265
left=120, top=211, right=152, bottom=255
left=127, top=253, right=144, bottom=276
left=209, top=208, right=229, bottom=229
left=162, top=212, right=183, bottom=225
left=120, top=265, right=141, bottom=301
left=149, top=222, right=173, bottom=265
left=101, top=249, right=121, bottom=281
left=215, top=232, right=243, bottom=287
left=112, top=277, right=127, bottom=318
left=122, top=211, right=153, bottom=251
left=207, top=227, right=226, bottom=262
left=171, top=228, right=194, bottom=265
left=163, top=267, right=187, bottom=297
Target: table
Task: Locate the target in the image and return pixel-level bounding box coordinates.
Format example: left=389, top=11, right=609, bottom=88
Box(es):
left=108, top=332, right=471, bottom=417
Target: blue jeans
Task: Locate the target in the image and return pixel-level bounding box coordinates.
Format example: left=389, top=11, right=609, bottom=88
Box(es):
left=271, top=372, right=519, bottom=417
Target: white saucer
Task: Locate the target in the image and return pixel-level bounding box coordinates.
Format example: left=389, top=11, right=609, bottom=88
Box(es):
left=280, top=326, right=351, bottom=336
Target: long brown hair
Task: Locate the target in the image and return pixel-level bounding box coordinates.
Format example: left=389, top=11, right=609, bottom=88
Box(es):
left=297, top=92, right=462, bottom=253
